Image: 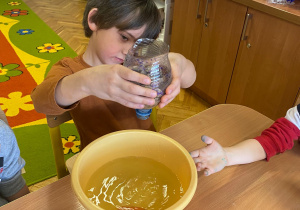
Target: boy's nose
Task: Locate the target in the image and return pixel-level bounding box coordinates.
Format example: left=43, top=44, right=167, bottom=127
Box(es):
left=123, top=43, right=132, bottom=55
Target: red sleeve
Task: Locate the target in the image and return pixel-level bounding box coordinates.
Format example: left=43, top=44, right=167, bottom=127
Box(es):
left=255, top=117, right=300, bottom=161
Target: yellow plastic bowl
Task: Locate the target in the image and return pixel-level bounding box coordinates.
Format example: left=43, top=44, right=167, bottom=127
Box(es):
left=71, top=130, right=197, bottom=210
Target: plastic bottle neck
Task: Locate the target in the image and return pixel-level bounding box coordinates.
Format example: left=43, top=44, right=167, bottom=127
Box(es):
left=135, top=109, right=152, bottom=120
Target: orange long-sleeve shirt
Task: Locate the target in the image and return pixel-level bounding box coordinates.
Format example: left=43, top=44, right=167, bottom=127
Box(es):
left=31, top=55, right=155, bottom=149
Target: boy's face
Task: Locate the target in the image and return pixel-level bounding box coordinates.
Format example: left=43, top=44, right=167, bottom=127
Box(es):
left=88, top=26, right=146, bottom=66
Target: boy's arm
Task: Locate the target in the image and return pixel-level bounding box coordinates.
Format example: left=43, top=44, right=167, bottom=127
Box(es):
left=158, top=53, right=196, bottom=108
left=32, top=62, right=159, bottom=114
left=55, top=64, right=157, bottom=109
left=168, top=52, right=196, bottom=88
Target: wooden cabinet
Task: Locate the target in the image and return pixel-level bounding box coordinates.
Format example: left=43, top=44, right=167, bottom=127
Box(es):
left=226, top=8, right=300, bottom=119
left=170, top=0, right=204, bottom=67
left=194, top=0, right=247, bottom=104
left=171, top=0, right=247, bottom=104
left=170, top=0, right=300, bottom=120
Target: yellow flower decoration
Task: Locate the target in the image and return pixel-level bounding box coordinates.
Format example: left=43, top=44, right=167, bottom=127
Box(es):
left=8, top=2, right=21, bottom=6
left=37, top=43, right=64, bottom=53
left=62, top=135, right=80, bottom=154
left=0, top=92, right=34, bottom=117
left=0, top=68, right=8, bottom=76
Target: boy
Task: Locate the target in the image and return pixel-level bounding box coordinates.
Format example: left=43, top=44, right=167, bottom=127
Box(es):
left=31, top=0, right=196, bottom=149
left=190, top=104, right=300, bottom=176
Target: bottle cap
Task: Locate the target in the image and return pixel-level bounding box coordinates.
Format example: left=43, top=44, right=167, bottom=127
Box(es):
left=135, top=109, right=152, bottom=120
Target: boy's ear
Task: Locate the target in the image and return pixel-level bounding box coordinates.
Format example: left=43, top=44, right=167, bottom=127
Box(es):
left=88, top=8, right=98, bottom=32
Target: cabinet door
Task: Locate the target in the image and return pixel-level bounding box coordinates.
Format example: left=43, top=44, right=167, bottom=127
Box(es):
left=226, top=8, right=300, bottom=120
left=193, top=0, right=247, bottom=104
left=170, top=0, right=205, bottom=66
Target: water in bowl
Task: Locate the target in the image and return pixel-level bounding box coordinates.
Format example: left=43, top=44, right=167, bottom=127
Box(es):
left=84, top=156, right=184, bottom=209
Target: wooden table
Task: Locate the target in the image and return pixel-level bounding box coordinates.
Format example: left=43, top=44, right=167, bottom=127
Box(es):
left=2, top=104, right=300, bottom=209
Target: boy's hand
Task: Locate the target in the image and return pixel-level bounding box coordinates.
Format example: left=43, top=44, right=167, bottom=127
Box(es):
left=190, top=135, right=228, bottom=176
left=83, top=64, right=157, bottom=109
left=158, top=59, right=181, bottom=108
left=158, top=53, right=196, bottom=108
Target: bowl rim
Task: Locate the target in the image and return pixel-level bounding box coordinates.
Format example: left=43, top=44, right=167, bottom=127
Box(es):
left=71, top=130, right=197, bottom=210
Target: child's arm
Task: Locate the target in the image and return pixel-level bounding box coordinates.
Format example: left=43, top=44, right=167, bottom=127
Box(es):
left=190, top=136, right=266, bottom=176
left=33, top=64, right=158, bottom=112
left=5, top=175, right=30, bottom=202
left=191, top=115, right=300, bottom=176
left=0, top=120, right=29, bottom=202
left=55, top=64, right=158, bottom=108
left=168, top=52, right=196, bottom=88
left=158, top=53, right=196, bottom=108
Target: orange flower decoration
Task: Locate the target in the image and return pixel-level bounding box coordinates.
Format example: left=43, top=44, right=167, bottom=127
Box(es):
left=3, top=9, right=28, bottom=17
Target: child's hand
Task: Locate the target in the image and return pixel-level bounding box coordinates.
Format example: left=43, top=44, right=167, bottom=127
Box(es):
left=190, top=135, right=228, bottom=176
left=56, top=64, right=158, bottom=109
left=85, top=64, right=158, bottom=109
left=158, top=53, right=196, bottom=108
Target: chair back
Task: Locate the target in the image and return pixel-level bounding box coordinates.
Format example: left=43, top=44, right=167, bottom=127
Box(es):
left=47, top=111, right=73, bottom=179
left=47, top=111, right=72, bottom=128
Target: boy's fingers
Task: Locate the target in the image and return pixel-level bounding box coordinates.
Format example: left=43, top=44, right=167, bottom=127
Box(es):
left=117, top=68, right=157, bottom=98
left=157, top=102, right=166, bottom=109
left=165, top=79, right=179, bottom=95
left=120, top=80, right=157, bottom=98
left=113, top=96, right=144, bottom=109
left=113, top=91, right=155, bottom=107
left=120, top=66, right=151, bottom=85
left=166, top=78, right=181, bottom=96
left=164, top=84, right=174, bottom=95
left=164, top=87, right=180, bottom=102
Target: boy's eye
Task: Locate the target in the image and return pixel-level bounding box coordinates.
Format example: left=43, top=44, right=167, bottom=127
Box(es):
left=121, top=35, right=128, bottom=41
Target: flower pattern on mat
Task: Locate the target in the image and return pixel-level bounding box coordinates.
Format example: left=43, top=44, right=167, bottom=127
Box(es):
left=62, top=135, right=80, bottom=154
left=17, top=29, right=34, bottom=35
left=37, top=43, right=64, bottom=53
left=2, top=9, right=28, bottom=17
left=0, top=92, right=34, bottom=117
left=8, top=2, right=21, bottom=6
left=0, top=63, right=22, bottom=82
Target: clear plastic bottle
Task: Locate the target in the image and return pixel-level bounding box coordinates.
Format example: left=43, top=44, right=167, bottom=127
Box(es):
left=123, top=38, right=172, bottom=120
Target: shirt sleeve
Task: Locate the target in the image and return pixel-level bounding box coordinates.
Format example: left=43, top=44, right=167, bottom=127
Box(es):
left=285, top=104, right=300, bottom=130
left=0, top=120, right=25, bottom=182
left=255, top=106, right=300, bottom=161
left=0, top=171, right=26, bottom=198
left=31, top=58, right=79, bottom=115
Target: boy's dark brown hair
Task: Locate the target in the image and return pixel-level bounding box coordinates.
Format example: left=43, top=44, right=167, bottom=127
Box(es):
left=82, top=0, right=162, bottom=39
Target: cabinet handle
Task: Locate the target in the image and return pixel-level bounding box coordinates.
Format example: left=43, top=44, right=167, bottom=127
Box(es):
left=204, top=0, right=211, bottom=27
left=241, top=13, right=252, bottom=41
left=196, top=0, right=202, bottom=19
